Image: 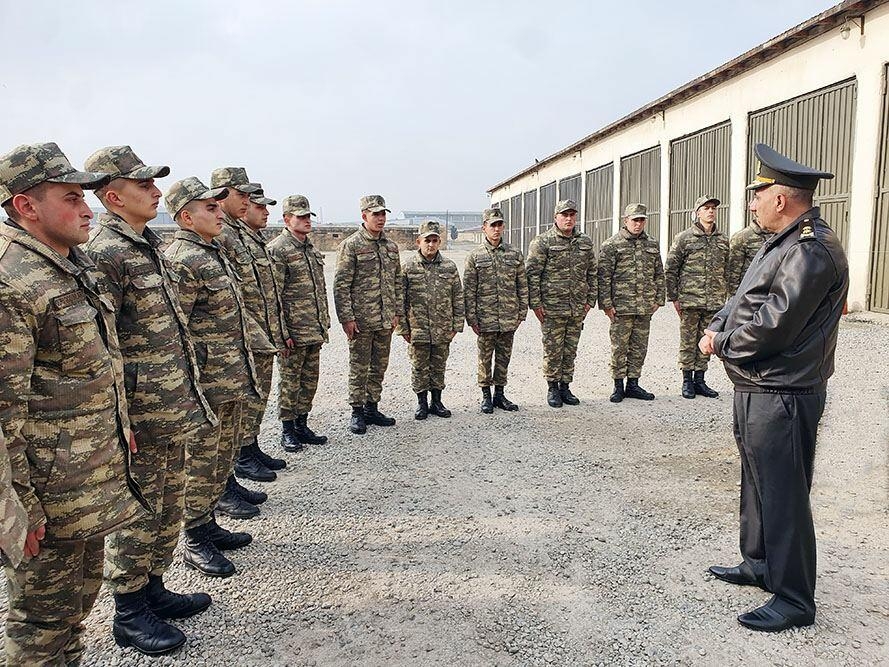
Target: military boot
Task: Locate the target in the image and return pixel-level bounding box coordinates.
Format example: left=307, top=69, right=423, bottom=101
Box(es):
left=229, top=474, right=267, bottom=505
left=610, top=379, right=625, bottom=403
left=480, top=387, right=494, bottom=414
left=206, top=514, right=252, bottom=550
left=112, top=588, right=186, bottom=655
left=281, top=420, right=305, bottom=452
left=234, top=444, right=276, bottom=482
left=250, top=438, right=286, bottom=470
left=682, top=370, right=696, bottom=399
left=693, top=370, right=719, bottom=398
left=415, top=392, right=429, bottom=420
left=546, top=381, right=563, bottom=408
left=493, top=385, right=519, bottom=411
left=183, top=524, right=235, bottom=577
left=350, top=406, right=367, bottom=434
left=145, top=574, right=212, bottom=620
left=296, top=414, right=328, bottom=445
left=625, top=378, right=655, bottom=400
left=559, top=382, right=580, bottom=406
left=364, top=402, right=396, bottom=427
left=429, top=389, right=451, bottom=418
left=216, top=478, right=260, bottom=519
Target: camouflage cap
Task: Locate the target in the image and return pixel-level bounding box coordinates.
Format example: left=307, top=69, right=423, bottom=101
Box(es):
left=282, top=195, right=316, bottom=217
left=482, top=208, right=504, bottom=224
left=359, top=194, right=390, bottom=213
left=165, top=177, right=229, bottom=218
left=624, top=203, right=648, bottom=219
left=250, top=193, right=277, bottom=206
left=210, top=167, right=261, bottom=193
left=554, top=199, right=578, bottom=215
left=418, top=220, right=442, bottom=238
left=693, top=195, right=720, bottom=212
left=83, top=145, right=170, bottom=181
left=0, top=142, right=111, bottom=206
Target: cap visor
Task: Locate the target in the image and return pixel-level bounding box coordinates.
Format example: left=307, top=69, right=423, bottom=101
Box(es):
left=701, top=198, right=720, bottom=207
left=126, top=165, right=170, bottom=180
left=630, top=215, right=648, bottom=220
left=287, top=208, right=316, bottom=217
left=365, top=206, right=390, bottom=213
left=48, top=169, right=111, bottom=190
left=419, top=232, right=440, bottom=239
left=486, top=217, right=504, bottom=223
left=251, top=196, right=276, bottom=206
left=745, top=181, right=771, bottom=191
left=234, top=184, right=261, bottom=194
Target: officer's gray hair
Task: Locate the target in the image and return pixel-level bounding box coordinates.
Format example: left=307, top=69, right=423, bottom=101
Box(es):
left=777, top=185, right=814, bottom=208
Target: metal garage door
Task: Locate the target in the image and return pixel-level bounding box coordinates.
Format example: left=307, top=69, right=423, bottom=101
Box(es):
left=669, top=121, right=731, bottom=242
left=585, top=163, right=614, bottom=251
left=558, top=174, right=582, bottom=208
left=510, top=194, right=523, bottom=247
left=621, top=146, right=661, bottom=242
left=747, top=78, right=856, bottom=249
left=536, top=181, right=557, bottom=250
left=522, top=190, right=537, bottom=257
left=870, top=66, right=889, bottom=313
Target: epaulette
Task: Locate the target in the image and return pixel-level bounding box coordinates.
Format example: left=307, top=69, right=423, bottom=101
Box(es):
left=799, top=219, right=816, bottom=241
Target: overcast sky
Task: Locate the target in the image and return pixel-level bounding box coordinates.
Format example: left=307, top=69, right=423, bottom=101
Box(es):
left=2, top=0, right=835, bottom=222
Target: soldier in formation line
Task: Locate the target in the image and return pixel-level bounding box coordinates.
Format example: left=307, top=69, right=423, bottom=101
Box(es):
left=728, top=216, right=770, bottom=293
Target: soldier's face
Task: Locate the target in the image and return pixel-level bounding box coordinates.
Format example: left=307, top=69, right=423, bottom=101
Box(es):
left=625, top=216, right=647, bottom=235
left=244, top=201, right=269, bottom=230
left=417, top=234, right=441, bottom=259
left=17, top=183, right=93, bottom=254
left=554, top=211, right=577, bottom=234
left=362, top=209, right=387, bottom=234
left=483, top=220, right=503, bottom=244
left=186, top=199, right=224, bottom=241
left=221, top=188, right=250, bottom=219
left=107, top=178, right=161, bottom=223
left=285, top=213, right=313, bottom=236
left=697, top=204, right=717, bottom=225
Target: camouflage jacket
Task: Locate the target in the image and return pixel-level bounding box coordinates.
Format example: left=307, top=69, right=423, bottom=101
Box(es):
left=728, top=222, right=770, bottom=293
left=333, top=225, right=403, bottom=330
left=525, top=226, right=597, bottom=317
left=0, top=222, right=145, bottom=541
left=665, top=223, right=730, bottom=310
left=164, top=230, right=260, bottom=406
left=216, top=213, right=276, bottom=354
left=267, top=230, right=330, bottom=347
left=1, top=425, right=28, bottom=567
left=395, top=250, right=464, bottom=344
left=85, top=213, right=216, bottom=431
left=597, top=228, right=665, bottom=315
left=463, top=239, right=528, bottom=333
left=238, top=223, right=289, bottom=348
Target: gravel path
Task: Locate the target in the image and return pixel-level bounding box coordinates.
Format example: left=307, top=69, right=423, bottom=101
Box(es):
left=2, top=244, right=887, bottom=666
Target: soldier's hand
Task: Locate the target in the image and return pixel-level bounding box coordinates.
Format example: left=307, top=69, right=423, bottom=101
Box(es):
left=533, top=307, right=545, bottom=323
left=281, top=338, right=294, bottom=358
left=672, top=301, right=682, bottom=316
left=449, top=331, right=457, bottom=341
left=129, top=431, right=138, bottom=454
left=401, top=333, right=412, bottom=343
left=584, top=303, right=591, bottom=315
left=471, top=324, right=480, bottom=336
left=651, top=304, right=660, bottom=314
left=604, top=307, right=616, bottom=323
left=24, top=524, right=45, bottom=559
left=343, top=320, right=359, bottom=340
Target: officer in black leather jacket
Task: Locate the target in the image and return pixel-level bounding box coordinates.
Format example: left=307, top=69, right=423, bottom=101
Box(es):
left=699, top=144, right=849, bottom=633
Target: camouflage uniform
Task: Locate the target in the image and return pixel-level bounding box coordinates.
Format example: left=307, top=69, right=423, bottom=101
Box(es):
left=525, top=222, right=597, bottom=384
left=334, top=223, right=403, bottom=407
left=728, top=222, right=769, bottom=293
left=665, top=222, right=730, bottom=371
left=268, top=227, right=329, bottom=417
left=1, top=424, right=28, bottom=569
left=597, top=228, right=665, bottom=378
left=396, top=249, right=464, bottom=392
left=464, top=238, right=528, bottom=386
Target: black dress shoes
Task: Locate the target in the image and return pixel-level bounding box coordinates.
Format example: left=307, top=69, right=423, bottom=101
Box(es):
left=738, top=602, right=814, bottom=632
left=708, top=564, right=760, bottom=587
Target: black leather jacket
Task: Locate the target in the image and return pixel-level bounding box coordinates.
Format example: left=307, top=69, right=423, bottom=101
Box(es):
left=709, top=207, right=848, bottom=392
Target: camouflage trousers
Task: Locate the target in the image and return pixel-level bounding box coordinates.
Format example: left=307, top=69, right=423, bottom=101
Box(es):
left=679, top=308, right=719, bottom=371
left=104, top=420, right=197, bottom=594
left=542, top=315, right=585, bottom=383
left=408, top=342, right=451, bottom=393
left=609, top=314, right=652, bottom=379
left=279, top=344, right=322, bottom=419
left=348, top=329, right=392, bottom=407
left=242, top=353, right=274, bottom=443
left=183, top=400, right=242, bottom=530
left=477, top=330, right=515, bottom=387
left=4, top=534, right=104, bottom=666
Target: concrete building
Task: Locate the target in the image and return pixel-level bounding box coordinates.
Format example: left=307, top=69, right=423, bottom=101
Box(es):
left=488, top=0, right=889, bottom=313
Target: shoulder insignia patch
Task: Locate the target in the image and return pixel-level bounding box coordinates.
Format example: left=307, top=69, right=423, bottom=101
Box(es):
left=799, top=220, right=815, bottom=241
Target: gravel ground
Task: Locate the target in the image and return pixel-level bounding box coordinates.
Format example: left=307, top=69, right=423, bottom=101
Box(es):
left=2, top=243, right=888, bottom=666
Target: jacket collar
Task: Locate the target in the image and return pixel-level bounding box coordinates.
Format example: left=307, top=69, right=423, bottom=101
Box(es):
left=281, top=228, right=312, bottom=249
left=619, top=226, right=649, bottom=241
left=360, top=224, right=387, bottom=242
left=418, top=249, right=441, bottom=264
left=1, top=221, right=95, bottom=276
left=96, top=212, right=163, bottom=249
left=763, top=207, right=820, bottom=254
left=692, top=221, right=722, bottom=237
left=173, top=228, right=220, bottom=250
left=484, top=237, right=505, bottom=251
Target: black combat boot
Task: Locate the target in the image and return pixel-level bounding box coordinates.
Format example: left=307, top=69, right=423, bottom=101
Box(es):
left=145, top=574, right=212, bottom=620
left=429, top=389, right=451, bottom=418
left=364, top=402, right=396, bottom=427
left=206, top=514, right=252, bottom=550
left=183, top=523, right=235, bottom=577
left=296, top=414, right=328, bottom=445
left=350, top=406, right=367, bottom=434
left=415, top=392, right=429, bottom=420
left=559, top=382, right=580, bottom=406
left=250, top=438, right=286, bottom=470
left=112, top=587, right=186, bottom=655
left=625, top=378, right=655, bottom=400
left=546, top=381, right=563, bottom=408
left=281, top=420, right=305, bottom=452
left=216, top=478, right=260, bottom=519
left=480, top=387, right=494, bottom=414
left=610, top=379, right=625, bottom=403
left=493, top=385, right=519, bottom=411
left=234, top=444, right=276, bottom=482
left=229, top=475, right=267, bottom=505
left=693, top=370, right=719, bottom=398
left=682, top=370, right=696, bottom=399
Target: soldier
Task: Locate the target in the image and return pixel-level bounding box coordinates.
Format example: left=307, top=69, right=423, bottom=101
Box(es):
left=597, top=203, right=665, bottom=403
left=728, top=218, right=770, bottom=293
left=0, top=142, right=146, bottom=665
left=526, top=199, right=597, bottom=408
left=464, top=208, right=528, bottom=413
left=665, top=196, right=729, bottom=399
left=702, top=144, right=848, bottom=632
left=396, top=220, right=464, bottom=420
left=333, top=195, right=402, bottom=435
left=164, top=177, right=261, bottom=578
left=83, top=146, right=218, bottom=654
left=268, top=195, right=330, bottom=450
left=1, top=425, right=28, bottom=569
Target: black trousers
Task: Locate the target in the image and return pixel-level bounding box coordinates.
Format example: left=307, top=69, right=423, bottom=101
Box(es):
left=732, top=390, right=826, bottom=620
